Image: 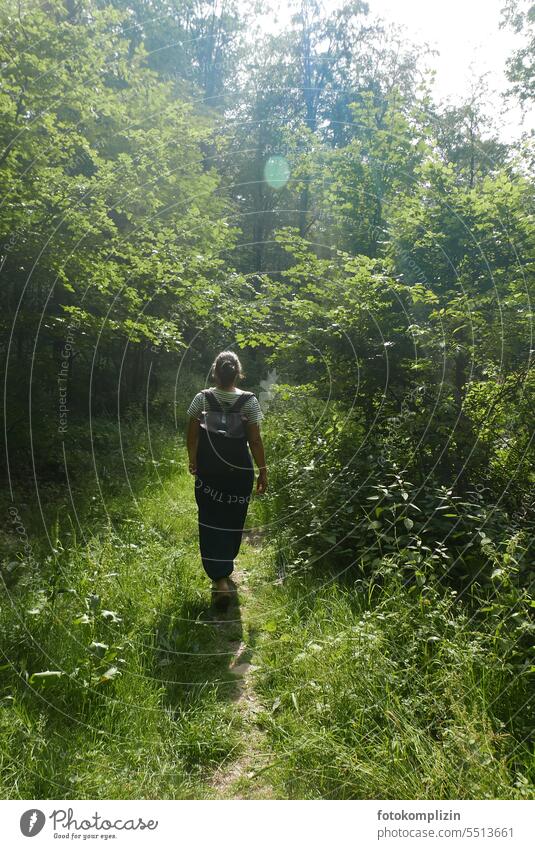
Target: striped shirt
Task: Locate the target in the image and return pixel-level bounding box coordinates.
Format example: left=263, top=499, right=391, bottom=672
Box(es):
left=187, top=388, right=264, bottom=425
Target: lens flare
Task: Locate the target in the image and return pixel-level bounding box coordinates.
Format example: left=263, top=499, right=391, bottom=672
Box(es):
left=263, top=155, right=290, bottom=189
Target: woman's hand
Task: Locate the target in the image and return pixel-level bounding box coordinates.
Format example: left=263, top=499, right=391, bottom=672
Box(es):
left=188, top=460, right=197, bottom=475
left=246, top=424, right=267, bottom=494
left=256, top=469, right=268, bottom=494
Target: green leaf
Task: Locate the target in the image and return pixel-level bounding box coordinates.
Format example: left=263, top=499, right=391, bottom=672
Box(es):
left=30, top=671, right=64, bottom=683
left=101, top=610, right=122, bottom=623
left=99, top=666, right=121, bottom=683
left=89, top=642, right=109, bottom=658
left=73, top=614, right=91, bottom=625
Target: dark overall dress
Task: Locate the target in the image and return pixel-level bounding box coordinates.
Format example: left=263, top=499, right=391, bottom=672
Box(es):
left=194, top=390, right=255, bottom=580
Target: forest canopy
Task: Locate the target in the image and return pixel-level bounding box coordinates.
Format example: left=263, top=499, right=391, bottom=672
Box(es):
left=0, top=0, right=533, bottom=801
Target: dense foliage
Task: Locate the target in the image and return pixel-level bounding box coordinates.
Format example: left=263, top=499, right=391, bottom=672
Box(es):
left=1, top=0, right=533, bottom=799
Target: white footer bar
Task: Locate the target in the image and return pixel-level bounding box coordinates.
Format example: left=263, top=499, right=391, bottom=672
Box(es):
left=2, top=799, right=533, bottom=848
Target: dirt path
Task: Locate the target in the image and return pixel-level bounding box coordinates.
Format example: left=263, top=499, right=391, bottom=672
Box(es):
left=208, top=536, right=277, bottom=799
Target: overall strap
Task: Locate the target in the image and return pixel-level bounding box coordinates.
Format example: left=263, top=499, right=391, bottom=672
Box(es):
left=202, top=389, right=223, bottom=411
left=229, top=391, right=254, bottom=413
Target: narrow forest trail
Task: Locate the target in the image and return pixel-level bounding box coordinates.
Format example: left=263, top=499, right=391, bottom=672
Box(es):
left=4, top=445, right=527, bottom=801
left=143, top=454, right=285, bottom=799
left=2, top=454, right=530, bottom=801
left=206, top=539, right=278, bottom=800
left=146, top=458, right=282, bottom=799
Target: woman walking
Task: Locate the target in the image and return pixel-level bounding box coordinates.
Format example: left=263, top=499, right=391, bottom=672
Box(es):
left=186, top=351, right=268, bottom=610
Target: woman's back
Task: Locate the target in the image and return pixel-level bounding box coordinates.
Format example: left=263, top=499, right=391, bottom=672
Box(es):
left=188, top=387, right=262, bottom=478
left=187, top=386, right=263, bottom=423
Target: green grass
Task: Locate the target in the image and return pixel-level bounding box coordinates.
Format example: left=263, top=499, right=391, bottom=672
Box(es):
left=245, top=566, right=534, bottom=800
left=0, top=432, right=248, bottom=799
left=1, top=421, right=532, bottom=799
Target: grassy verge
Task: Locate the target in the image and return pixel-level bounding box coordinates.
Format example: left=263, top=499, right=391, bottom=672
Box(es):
left=0, top=422, right=250, bottom=799
left=246, top=564, right=534, bottom=800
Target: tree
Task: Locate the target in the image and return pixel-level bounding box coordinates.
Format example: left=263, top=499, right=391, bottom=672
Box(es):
left=0, top=0, right=241, bottom=472
left=501, top=0, right=535, bottom=105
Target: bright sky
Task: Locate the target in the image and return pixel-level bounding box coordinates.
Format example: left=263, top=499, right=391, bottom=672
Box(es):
left=370, top=0, right=529, bottom=137
left=257, top=0, right=533, bottom=140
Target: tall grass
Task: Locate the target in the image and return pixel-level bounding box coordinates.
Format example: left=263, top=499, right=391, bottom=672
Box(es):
left=0, top=418, right=244, bottom=799
left=247, top=564, right=534, bottom=800
left=1, top=412, right=532, bottom=800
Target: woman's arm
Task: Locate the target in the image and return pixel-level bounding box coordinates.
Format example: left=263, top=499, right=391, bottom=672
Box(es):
left=246, top=422, right=268, bottom=493
left=186, top=417, right=200, bottom=474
